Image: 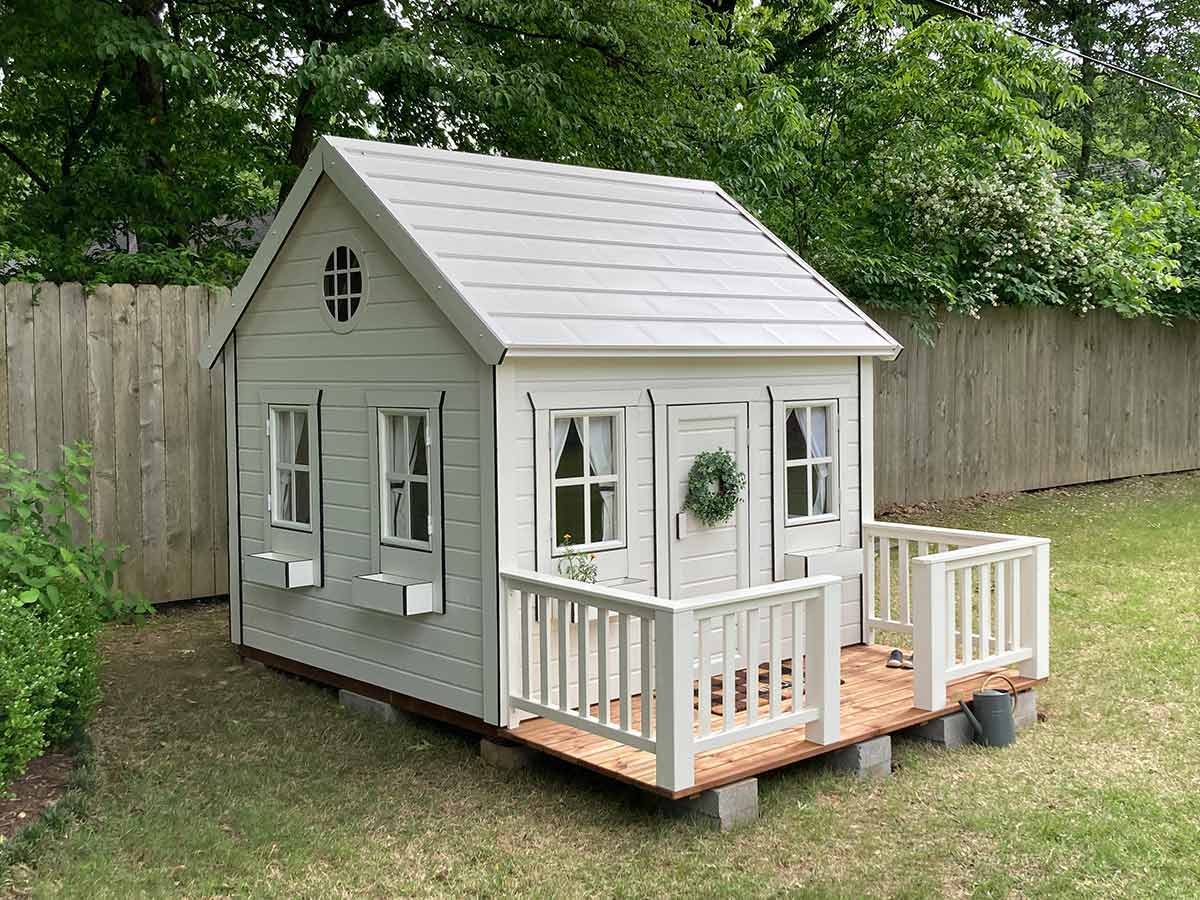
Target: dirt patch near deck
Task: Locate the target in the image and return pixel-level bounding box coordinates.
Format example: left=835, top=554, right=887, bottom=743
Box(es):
left=0, top=751, right=75, bottom=842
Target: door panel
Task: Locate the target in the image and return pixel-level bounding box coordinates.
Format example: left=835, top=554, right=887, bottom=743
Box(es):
left=667, top=403, right=750, bottom=600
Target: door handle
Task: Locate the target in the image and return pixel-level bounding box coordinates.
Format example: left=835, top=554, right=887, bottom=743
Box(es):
left=676, top=512, right=687, bottom=540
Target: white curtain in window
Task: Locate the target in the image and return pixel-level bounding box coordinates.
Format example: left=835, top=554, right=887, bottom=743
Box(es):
left=588, top=417, right=615, bottom=539
left=407, top=415, right=422, bottom=473
left=807, top=407, right=829, bottom=514
left=552, top=417, right=578, bottom=474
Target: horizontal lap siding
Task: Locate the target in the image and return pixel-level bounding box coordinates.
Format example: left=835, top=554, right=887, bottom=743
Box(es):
left=504, top=357, right=862, bottom=645
left=236, top=178, right=487, bottom=718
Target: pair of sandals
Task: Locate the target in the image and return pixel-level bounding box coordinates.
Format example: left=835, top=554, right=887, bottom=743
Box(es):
left=885, top=649, right=914, bottom=670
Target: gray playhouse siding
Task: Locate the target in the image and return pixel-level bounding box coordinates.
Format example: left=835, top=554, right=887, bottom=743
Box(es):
left=233, top=176, right=489, bottom=718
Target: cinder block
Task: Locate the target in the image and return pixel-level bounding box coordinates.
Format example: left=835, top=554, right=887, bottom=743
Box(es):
left=828, top=736, right=892, bottom=778
left=907, top=711, right=974, bottom=748
left=479, top=737, right=535, bottom=771
left=338, top=689, right=399, bottom=724
left=1014, top=690, right=1038, bottom=731
left=674, top=778, right=759, bottom=831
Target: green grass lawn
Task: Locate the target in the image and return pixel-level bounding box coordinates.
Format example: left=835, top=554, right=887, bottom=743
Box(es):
left=5, top=473, right=1200, bottom=898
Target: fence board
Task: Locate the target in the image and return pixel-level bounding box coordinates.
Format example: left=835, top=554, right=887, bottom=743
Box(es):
left=161, top=285, right=191, bottom=602
left=6, top=283, right=38, bottom=463
left=870, top=306, right=1200, bottom=508
left=185, top=286, right=216, bottom=596
left=33, top=283, right=64, bottom=474
left=0, top=285, right=1195, bottom=600
left=87, top=286, right=117, bottom=549
left=137, top=285, right=167, bottom=603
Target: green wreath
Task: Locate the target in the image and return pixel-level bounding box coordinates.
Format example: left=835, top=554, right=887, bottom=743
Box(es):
left=683, top=449, right=747, bottom=527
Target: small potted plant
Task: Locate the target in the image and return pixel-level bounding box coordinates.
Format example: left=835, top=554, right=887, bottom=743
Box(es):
left=557, top=534, right=598, bottom=584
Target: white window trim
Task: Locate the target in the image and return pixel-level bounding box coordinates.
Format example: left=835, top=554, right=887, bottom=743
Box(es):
left=364, top=389, right=445, bottom=614
left=318, top=243, right=368, bottom=334
left=257, top=388, right=323, bottom=587
left=268, top=405, right=315, bottom=532
left=782, top=400, right=840, bottom=527
left=378, top=409, right=432, bottom=552
left=549, top=408, right=626, bottom=556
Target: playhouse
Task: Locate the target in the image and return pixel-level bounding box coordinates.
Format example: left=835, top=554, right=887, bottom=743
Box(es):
left=201, top=137, right=1050, bottom=800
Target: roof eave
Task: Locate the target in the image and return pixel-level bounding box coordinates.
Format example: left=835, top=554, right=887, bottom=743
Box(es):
left=503, top=344, right=902, bottom=360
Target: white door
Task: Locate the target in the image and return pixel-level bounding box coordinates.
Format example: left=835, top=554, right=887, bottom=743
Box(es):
left=667, top=403, right=751, bottom=600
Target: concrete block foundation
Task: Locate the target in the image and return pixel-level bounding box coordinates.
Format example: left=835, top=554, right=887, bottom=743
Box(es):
left=672, top=778, right=759, bottom=831
left=480, top=738, right=536, bottom=771
left=828, top=736, right=892, bottom=778
left=907, top=710, right=974, bottom=748
left=338, top=689, right=399, bottom=724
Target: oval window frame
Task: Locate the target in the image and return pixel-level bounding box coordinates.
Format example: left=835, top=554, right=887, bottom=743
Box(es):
left=318, top=243, right=368, bottom=334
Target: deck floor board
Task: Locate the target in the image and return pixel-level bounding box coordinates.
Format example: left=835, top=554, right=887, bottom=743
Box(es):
left=504, top=644, right=1041, bottom=798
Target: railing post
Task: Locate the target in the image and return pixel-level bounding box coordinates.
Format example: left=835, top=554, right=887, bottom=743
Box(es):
left=912, top=558, right=948, bottom=711
left=1019, top=541, right=1050, bottom=680
left=654, top=607, right=695, bottom=792
left=804, top=580, right=841, bottom=744
left=863, top=530, right=875, bottom=644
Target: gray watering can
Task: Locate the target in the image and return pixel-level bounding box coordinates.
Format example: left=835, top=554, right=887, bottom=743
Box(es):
left=958, top=674, right=1018, bottom=748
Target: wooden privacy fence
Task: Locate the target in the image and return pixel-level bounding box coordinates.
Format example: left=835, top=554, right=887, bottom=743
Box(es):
left=0, top=282, right=230, bottom=603
left=1, top=285, right=1197, bottom=602
left=869, top=306, right=1200, bottom=507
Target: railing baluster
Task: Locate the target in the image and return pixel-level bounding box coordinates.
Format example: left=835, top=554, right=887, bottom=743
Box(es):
left=746, top=608, right=760, bottom=725
left=1010, top=557, right=1022, bottom=652
left=557, top=597, right=569, bottom=711
left=996, top=560, right=1007, bottom=652
left=597, top=606, right=609, bottom=725
left=723, top=612, right=736, bottom=732
left=538, top=594, right=549, bottom=705
left=520, top=590, right=531, bottom=700
left=769, top=603, right=782, bottom=718
left=960, top=568, right=973, bottom=666
left=880, top=537, right=892, bottom=624
left=979, top=563, right=992, bottom=659
left=640, top=616, right=653, bottom=738
left=864, top=534, right=876, bottom=642
left=698, top=617, right=712, bottom=737
left=791, top=599, right=803, bottom=714
left=945, top=570, right=956, bottom=669
left=899, top=539, right=911, bottom=627
left=618, top=611, right=630, bottom=731
left=577, top=600, right=589, bottom=717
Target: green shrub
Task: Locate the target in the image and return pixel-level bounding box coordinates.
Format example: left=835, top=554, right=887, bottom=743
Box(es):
left=0, top=444, right=146, bottom=791
left=0, top=443, right=149, bottom=623
left=0, top=592, right=66, bottom=789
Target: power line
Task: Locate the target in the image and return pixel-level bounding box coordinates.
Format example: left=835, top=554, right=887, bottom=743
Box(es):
left=925, top=0, right=1200, bottom=102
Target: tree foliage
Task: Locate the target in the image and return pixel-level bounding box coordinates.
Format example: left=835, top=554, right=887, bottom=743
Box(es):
left=0, top=0, right=1197, bottom=326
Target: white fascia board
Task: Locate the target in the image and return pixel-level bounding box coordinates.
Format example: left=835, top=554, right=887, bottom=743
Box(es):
left=199, top=151, right=325, bottom=370
left=504, top=344, right=901, bottom=359
left=711, top=185, right=903, bottom=360
left=320, top=139, right=508, bottom=365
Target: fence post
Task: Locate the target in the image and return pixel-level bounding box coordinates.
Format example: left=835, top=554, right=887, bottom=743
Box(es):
left=654, top=607, right=695, bottom=792
left=804, top=579, right=841, bottom=744
left=912, top=558, right=948, bottom=711
left=1019, top=541, right=1051, bottom=681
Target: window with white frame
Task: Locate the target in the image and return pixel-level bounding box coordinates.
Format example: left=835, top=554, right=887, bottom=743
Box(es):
left=551, top=412, right=622, bottom=552
left=379, top=411, right=431, bottom=549
left=784, top=402, right=837, bottom=523
left=269, top=406, right=312, bottom=528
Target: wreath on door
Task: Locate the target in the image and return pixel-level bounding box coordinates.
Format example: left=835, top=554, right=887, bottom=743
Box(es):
left=683, top=448, right=747, bottom=527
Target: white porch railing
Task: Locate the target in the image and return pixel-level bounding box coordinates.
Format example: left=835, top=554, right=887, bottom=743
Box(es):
left=864, top=522, right=1050, bottom=711
left=499, top=568, right=843, bottom=792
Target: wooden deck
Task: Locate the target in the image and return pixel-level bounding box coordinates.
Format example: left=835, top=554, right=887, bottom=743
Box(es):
left=504, top=644, right=1041, bottom=799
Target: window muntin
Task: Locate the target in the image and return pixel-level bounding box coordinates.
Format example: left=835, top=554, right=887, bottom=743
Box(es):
left=784, top=403, right=836, bottom=523
left=270, top=406, right=312, bottom=528
left=551, top=412, right=621, bottom=553
left=322, top=246, right=364, bottom=325
left=380, top=411, right=431, bottom=549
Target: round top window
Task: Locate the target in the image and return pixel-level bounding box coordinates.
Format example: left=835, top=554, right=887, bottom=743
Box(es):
left=321, top=246, right=365, bottom=332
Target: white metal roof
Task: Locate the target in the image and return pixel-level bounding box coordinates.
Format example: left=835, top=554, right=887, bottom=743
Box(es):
left=201, top=137, right=900, bottom=368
